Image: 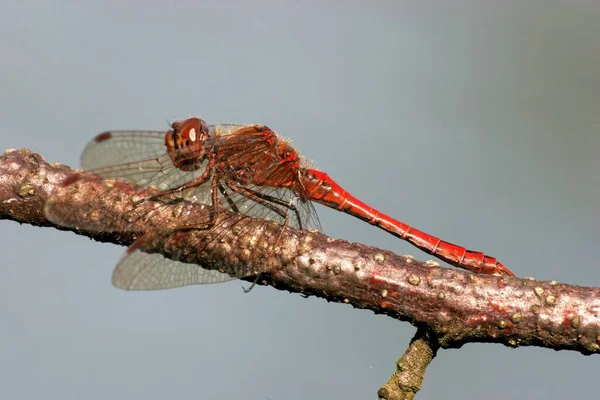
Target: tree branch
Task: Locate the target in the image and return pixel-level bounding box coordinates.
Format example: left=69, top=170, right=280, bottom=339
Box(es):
left=378, top=327, right=439, bottom=400
left=1, top=148, right=599, bottom=397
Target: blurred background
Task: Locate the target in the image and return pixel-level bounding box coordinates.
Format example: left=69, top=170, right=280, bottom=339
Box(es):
left=1, top=1, right=598, bottom=399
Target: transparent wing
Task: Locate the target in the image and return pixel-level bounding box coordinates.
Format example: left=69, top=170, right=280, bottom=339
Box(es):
left=112, top=248, right=235, bottom=291
left=82, top=130, right=169, bottom=168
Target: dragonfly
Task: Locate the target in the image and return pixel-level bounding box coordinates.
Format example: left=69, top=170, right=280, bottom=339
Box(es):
left=45, top=117, right=514, bottom=290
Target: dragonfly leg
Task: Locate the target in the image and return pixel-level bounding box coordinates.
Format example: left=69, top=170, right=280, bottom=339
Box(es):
left=226, top=182, right=294, bottom=292
left=242, top=273, right=263, bottom=293
left=129, top=157, right=220, bottom=231
left=167, top=174, right=222, bottom=232
left=226, top=182, right=291, bottom=226
left=217, top=182, right=240, bottom=213
left=140, top=156, right=216, bottom=204
left=230, top=185, right=305, bottom=229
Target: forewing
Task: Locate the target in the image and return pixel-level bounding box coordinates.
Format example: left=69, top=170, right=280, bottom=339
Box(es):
left=82, top=130, right=167, bottom=168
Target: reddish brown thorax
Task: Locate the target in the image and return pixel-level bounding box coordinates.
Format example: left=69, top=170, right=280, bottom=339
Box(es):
left=237, top=127, right=302, bottom=190
left=164, top=117, right=211, bottom=172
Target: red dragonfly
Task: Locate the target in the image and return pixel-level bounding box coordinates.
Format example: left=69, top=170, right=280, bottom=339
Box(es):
left=46, top=117, right=514, bottom=290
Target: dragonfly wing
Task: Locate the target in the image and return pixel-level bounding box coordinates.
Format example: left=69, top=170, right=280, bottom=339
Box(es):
left=82, top=130, right=168, bottom=168
left=112, top=247, right=235, bottom=291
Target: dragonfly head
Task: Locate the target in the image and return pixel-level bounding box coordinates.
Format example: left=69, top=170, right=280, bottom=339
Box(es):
left=165, top=117, right=211, bottom=172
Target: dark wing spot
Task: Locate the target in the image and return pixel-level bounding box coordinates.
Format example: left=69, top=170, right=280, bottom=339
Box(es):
left=94, top=132, right=113, bottom=142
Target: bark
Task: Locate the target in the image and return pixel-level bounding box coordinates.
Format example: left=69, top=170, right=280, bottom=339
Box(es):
left=2, top=148, right=599, bottom=398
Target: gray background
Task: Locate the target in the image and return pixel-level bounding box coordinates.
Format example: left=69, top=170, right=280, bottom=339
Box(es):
left=1, top=1, right=599, bottom=399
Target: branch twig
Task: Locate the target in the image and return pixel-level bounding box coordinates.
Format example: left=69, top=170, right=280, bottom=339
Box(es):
left=378, top=327, right=439, bottom=400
